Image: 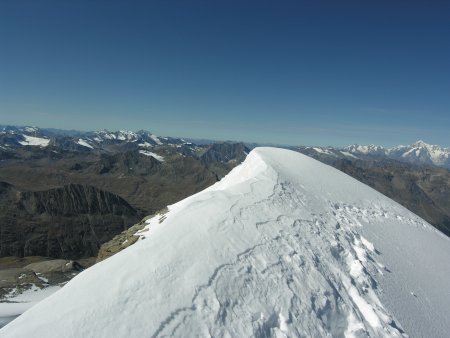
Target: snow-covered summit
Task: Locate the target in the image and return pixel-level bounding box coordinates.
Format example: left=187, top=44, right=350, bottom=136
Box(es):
left=2, top=148, right=450, bottom=338
left=411, top=140, right=428, bottom=148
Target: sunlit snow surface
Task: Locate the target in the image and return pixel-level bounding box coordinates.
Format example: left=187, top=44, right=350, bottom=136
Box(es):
left=138, top=150, right=165, bottom=161
left=150, top=134, right=163, bottom=145
left=2, top=148, right=450, bottom=338
left=17, top=135, right=50, bottom=147
left=77, top=139, right=93, bottom=149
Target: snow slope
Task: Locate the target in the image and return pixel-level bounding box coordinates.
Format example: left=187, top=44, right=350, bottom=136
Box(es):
left=77, top=138, right=94, bottom=149
left=138, top=150, right=165, bottom=161
left=2, top=148, right=450, bottom=338
left=150, top=134, right=163, bottom=145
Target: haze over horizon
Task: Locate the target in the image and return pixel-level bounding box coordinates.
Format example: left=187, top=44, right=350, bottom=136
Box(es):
left=1, top=1, right=449, bottom=147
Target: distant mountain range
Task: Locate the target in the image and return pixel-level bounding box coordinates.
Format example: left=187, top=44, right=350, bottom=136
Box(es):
left=343, top=140, right=450, bottom=169
left=2, top=125, right=448, bottom=169
left=294, top=140, right=450, bottom=170
left=0, top=125, right=191, bottom=158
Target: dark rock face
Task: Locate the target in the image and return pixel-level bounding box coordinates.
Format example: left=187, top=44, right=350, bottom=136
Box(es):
left=49, top=137, right=92, bottom=153
left=0, top=183, right=140, bottom=259
left=0, top=148, right=224, bottom=227
left=18, top=184, right=135, bottom=216
left=94, top=151, right=161, bottom=175
left=200, top=143, right=249, bottom=179
left=200, top=142, right=249, bottom=166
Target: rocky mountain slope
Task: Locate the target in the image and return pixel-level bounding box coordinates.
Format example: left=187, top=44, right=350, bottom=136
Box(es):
left=2, top=148, right=449, bottom=337
left=199, top=142, right=250, bottom=179
left=0, top=182, right=140, bottom=258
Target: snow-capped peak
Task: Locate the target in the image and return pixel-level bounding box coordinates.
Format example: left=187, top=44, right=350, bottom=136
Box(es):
left=408, top=140, right=449, bottom=154
left=23, top=126, right=39, bottom=133
left=2, top=148, right=449, bottom=338
left=411, top=139, right=428, bottom=147
left=117, top=130, right=138, bottom=141
left=388, top=140, right=449, bottom=167
left=94, top=129, right=117, bottom=140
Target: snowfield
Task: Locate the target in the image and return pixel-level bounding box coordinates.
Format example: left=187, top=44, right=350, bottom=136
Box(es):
left=17, top=135, right=50, bottom=147
left=138, top=150, right=165, bottom=161
left=2, top=148, right=450, bottom=338
left=150, top=134, right=163, bottom=145
left=77, top=138, right=94, bottom=149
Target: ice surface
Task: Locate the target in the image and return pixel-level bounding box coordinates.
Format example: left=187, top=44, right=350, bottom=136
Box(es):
left=2, top=148, right=450, bottom=338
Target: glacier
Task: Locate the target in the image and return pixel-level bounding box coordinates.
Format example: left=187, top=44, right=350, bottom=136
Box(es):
left=1, top=147, right=450, bottom=338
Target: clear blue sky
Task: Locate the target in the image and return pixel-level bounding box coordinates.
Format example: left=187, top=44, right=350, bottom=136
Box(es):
left=1, top=0, right=449, bottom=146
